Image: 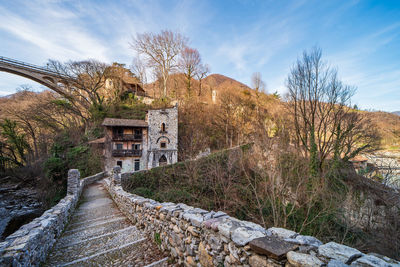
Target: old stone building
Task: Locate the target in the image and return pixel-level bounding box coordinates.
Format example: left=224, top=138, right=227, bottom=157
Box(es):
left=101, top=105, right=178, bottom=173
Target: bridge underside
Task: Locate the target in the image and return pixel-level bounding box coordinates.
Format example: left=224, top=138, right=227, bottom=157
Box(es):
left=0, top=65, right=70, bottom=96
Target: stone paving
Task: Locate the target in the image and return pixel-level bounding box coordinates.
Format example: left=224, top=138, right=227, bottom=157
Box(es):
left=45, top=181, right=169, bottom=267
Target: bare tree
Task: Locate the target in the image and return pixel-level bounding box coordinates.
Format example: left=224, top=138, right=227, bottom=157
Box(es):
left=47, top=59, right=110, bottom=122
left=179, top=46, right=201, bottom=96
left=196, top=64, right=210, bottom=97
left=130, top=30, right=187, bottom=97
left=251, top=72, right=266, bottom=93
left=286, top=47, right=377, bottom=176
left=130, top=56, right=147, bottom=88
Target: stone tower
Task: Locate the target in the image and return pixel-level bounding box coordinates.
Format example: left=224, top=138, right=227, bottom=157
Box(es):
left=146, top=104, right=178, bottom=168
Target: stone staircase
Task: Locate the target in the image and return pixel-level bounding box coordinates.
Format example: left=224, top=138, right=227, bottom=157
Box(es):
left=45, top=180, right=169, bottom=267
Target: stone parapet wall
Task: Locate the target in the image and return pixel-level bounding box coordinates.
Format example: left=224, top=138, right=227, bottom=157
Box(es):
left=104, top=176, right=399, bottom=267
left=0, top=171, right=105, bottom=266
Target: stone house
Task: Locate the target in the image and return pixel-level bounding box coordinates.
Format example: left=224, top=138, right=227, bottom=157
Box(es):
left=101, top=105, right=178, bottom=173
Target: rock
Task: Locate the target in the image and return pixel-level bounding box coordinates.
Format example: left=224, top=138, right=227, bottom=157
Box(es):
left=350, top=254, right=392, bottom=267
left=249, top=254, right=268, bottom=267
left=367, top=253, right=400, bottom=265
left=198, top=242, right=213, bottom=267
left=327, top=259, right=349, bottom=267
left=214, top=211, right=228, bottom=218
left=231, top=226, right=266, bottom=246
left=218, top=218, right=241, bottom=239
left=186, top=226, right=200, bottom=237
left=185, top=255, right=196, bottom=266
left=249, top=236, right=298, bottom=260
left=173, top=225, right=180, bottom=233
left=285, top=235, right=323, bottom=248
left=286, top=251, right=324, bottom=267
left=203, top=218, right=219, bottom=229
left=266, top=227, right=297, bottom=239
left=318, top=242, right=363, bottom=263
left=182, top=213, right=204, bottom=227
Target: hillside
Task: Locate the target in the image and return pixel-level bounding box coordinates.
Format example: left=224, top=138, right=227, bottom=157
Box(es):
left=392, top=111, right=400, bottom=116
left=366, top=111, right=400, bottom=150
left=202, top=74, right=251, bottom=91
left=143, top=73, right=253, bottom=101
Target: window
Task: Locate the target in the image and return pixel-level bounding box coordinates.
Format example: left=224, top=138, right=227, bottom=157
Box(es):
left=132, top=144, right=141, bottom=150
left=114, top=128, right=123, bottom=136
left=134, top=159, right=140, bottom=171
left=116, top=143, right=123, bottom=150
left=161, top=123, right=166, bottom=132
left=117, top=161, right=122, bottom=167
left=160, top=142, right=166, bottom=148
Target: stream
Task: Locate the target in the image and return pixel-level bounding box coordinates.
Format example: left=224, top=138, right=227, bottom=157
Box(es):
left=0, top=180, right=43, bottom=241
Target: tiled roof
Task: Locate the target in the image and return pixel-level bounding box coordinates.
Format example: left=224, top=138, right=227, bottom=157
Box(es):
left=102, top=118, right=148, bottom=127
left=350, top=155, right=368, bottom=162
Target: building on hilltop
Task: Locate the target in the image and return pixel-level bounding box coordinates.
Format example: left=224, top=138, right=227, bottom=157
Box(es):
left=100, top=104, right=178, bottom=173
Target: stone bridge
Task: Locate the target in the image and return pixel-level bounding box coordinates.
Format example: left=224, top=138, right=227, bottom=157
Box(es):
left=0, top=167, right=398, bottom=266
left=0, top=56, right=72, bottom=97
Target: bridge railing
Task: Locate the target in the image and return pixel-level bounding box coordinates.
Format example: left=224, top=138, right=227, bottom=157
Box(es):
left=0, top=56, right=70, bottom=79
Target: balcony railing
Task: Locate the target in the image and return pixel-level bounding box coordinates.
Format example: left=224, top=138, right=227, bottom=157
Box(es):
left=112, top=149, right=142, bottom=157
left=112, top=134, right=143, bottom=141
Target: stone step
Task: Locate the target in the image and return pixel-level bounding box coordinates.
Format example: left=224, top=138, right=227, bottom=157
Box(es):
left=76, top=197, right=114, bottom=211
left=63, top=238, right=168, bottom=267
left=69, top=203, right=121, bottom=224
left=57, top=217, right=132, bottom=247
left=67, top=213, right=122, bottom=229
left=46, top=226, right=145, bottom=265
left=45, top=182, right=169, bottom=267
left=144, top=257, right=169, bottom=267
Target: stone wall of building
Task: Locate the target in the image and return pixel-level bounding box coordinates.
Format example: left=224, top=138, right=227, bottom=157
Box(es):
left=147, top=105, right=178, bottom=168
left=104, top=173, right=399, bottom=267
left=0, top=171, right=105, bottom=266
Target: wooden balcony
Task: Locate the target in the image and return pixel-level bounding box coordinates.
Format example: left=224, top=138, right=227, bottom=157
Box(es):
left=112, top=134, right=143, bottom=141
left=112, top=149, right=142, bottom=157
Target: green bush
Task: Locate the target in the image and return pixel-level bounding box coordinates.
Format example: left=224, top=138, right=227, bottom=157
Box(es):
left=133, top=187, right=154, bottom=198
left=43, top=156, right=67, bottom=182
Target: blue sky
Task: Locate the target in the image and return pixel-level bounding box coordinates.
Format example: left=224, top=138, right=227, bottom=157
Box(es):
left=0, top=0, right=399, bottom=111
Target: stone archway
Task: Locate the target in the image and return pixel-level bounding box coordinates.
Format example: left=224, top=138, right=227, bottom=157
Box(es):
left=159, top=155, right=167, bottom=166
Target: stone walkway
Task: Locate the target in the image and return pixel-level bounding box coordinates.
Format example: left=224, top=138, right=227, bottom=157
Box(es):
left=45, top=180, right=169, bottom=266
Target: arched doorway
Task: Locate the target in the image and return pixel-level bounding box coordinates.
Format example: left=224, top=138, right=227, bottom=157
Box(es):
left=159, top=155, right=167, bottom=166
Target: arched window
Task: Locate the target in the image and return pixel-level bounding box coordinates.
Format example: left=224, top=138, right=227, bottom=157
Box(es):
left=161, top=123, right=166, bottom=132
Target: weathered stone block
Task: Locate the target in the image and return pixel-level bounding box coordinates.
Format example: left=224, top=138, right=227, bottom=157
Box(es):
left=318, top=242, right=363, bottom=263
left=286, top=251, right=323, bottom=267
left=350, top=254, right=392, bottom=267
left=249, top=254, right=268, bottom=267
left=199, top=242, right=213, bottom=267
left=285, top=235, right=323, bottom=248
left=67, top=169, right=80, bottom=194
left=249, top=236, right=298, bottom=260
left=231, top=227, right=266, bottom=246
left=266, top=227, right=297, bottom=239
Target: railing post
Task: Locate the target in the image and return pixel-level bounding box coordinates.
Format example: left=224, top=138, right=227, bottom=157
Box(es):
left=67, top=169, right=80, bottom=194
left=112, top=166, right=121, bottom=185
